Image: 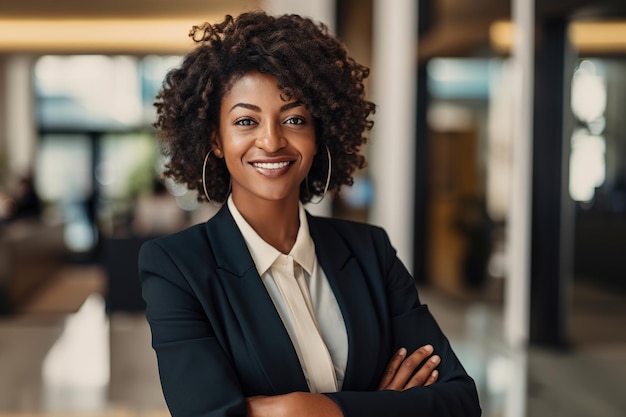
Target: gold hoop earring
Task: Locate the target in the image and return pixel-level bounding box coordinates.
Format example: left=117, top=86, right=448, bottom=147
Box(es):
left=202, top=149, right=214, bottom=203
left=309, top=144, right=332, bottom=205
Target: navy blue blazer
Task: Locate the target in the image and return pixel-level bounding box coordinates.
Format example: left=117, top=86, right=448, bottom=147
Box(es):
left=139, top=204, right=481, bottom=417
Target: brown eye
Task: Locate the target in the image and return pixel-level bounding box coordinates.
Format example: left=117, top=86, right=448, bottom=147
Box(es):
left=235, top=118, right=255, bottom=126
left=284, top=116, right=305, bottom=125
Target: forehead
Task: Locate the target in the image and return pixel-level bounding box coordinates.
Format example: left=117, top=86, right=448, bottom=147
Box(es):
left=229, top=70, right=276, bottom=90
left=222, top=70, right=295, bottom=103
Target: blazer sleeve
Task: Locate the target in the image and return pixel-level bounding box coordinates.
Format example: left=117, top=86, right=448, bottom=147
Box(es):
left=139, top=239, right=247, bottom=417
left=325, top=227, right=482, bottom=417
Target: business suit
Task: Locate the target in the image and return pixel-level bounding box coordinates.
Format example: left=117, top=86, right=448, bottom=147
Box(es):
left=139, top=204, right=481, bottom=417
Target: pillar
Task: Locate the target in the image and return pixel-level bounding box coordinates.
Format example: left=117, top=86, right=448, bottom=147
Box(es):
left=504, top=0, right=535, bottom=415
left=370, top=0, right=418, bottom=270
left=4, top=55, right=37, bottom=180
left=529, top=17, right=573, bottom=349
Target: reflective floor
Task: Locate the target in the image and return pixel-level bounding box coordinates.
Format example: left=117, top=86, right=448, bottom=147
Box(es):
left=0, top=265, right=624, bottom=417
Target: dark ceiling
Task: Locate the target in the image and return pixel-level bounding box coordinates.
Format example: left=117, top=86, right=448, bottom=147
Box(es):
left=1, top=0, right=624, bottom=58
left=418, top=0, right=626, bottom=59
left=0, top=0, right=259, bottom=19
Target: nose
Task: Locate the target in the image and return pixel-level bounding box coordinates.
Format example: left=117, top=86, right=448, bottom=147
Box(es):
left=255, top=120, right=286, bottom=153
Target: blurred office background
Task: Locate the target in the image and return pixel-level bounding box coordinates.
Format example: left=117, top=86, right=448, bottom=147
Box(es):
left=0, top=0, right=625, bottom=416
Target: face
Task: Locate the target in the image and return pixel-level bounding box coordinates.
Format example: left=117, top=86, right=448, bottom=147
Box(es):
left=215, top=71, right=317, bottom=207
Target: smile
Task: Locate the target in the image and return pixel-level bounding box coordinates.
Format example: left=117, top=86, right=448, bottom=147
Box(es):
left=251, top=161, right=292, bottom=169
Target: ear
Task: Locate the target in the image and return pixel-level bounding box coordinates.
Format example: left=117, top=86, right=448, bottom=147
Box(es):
left=210, top=132, right=224, bottom=158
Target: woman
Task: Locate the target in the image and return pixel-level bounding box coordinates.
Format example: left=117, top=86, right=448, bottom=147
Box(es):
left=139, top=11, right=481, bottom=417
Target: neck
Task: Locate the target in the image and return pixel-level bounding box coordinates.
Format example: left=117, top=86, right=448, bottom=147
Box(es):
left=232, top=193, right=301, bottom=254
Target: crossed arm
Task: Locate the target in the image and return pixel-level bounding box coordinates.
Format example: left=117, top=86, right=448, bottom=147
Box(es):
left=140, top=236, right=481, bottom=417
left=246, top=344, right=441, bottom=417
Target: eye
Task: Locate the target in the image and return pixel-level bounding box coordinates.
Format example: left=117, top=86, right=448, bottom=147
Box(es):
left=284, top=116, right=305, bottom=125
left=235, top=118, right=256, bottom=126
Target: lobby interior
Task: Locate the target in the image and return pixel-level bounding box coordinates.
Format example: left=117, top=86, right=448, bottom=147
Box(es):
left=1, top=0, right=625, bottom=416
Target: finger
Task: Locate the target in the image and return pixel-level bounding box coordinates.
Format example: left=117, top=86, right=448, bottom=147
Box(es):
left=423, top=369, right=439, bottom=387
left=385, top=345, right=434, bottom=391
left=377, top=347, right=407, bottom=389
left=404, top=354, right=441, bottom=389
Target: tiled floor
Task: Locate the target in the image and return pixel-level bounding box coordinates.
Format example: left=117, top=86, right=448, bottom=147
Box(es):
left=0, top=265, right=167, bottom=416
left=1, top=265, right=624, bottom=417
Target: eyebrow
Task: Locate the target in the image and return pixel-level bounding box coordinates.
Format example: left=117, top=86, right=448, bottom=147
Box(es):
left=228, top=101, right=304, bottom=113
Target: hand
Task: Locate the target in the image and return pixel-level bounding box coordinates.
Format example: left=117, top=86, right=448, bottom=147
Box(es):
left=246, top=395, right=279, bottom=417
left=246, top=392, right=342, bottom=417
left=377, top=345, right=440, bottom=391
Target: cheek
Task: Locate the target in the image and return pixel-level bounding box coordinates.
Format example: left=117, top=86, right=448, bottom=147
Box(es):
left=219, top=130, right=246, bottom=160
left=302, top=139, right=317, bottom=162
left=302, top=146, right=318, bottom=175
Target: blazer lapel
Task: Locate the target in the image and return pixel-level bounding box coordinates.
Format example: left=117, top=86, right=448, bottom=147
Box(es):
left=308, top=214, right=386, bottom=391
left=205, top=206, right=309, bottom=394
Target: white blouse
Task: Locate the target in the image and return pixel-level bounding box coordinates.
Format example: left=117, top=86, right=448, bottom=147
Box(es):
left=227, top=196, right=348, bottom=392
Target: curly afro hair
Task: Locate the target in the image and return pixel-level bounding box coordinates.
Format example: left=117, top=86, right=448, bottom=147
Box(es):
left=154, top=10, right=375, bottom=203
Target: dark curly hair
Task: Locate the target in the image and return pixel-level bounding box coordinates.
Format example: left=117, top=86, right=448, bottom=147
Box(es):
left=154, top=10, right=375, bottom=203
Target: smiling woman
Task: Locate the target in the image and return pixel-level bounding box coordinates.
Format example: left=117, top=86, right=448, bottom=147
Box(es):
left=216, top=71, right=317, bottom=218
left=139, top=10, right=481, bottom=417
left=154, top=12, right=373, bottom=205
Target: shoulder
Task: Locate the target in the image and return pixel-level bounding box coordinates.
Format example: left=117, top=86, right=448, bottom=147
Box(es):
left=138, top=222, right=213, bottom=269
left=142, top=222, right=207, bottom=251
left=142, top=203, right=232, bottom=254
left=307, top=213, right=392, bottom=252
left=312, top=214, right=380, bottom=232
left=307, top=214, right=402, bottom=284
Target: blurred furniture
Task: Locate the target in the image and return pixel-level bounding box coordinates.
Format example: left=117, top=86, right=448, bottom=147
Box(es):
left=0, top=220, right=67, bottom=314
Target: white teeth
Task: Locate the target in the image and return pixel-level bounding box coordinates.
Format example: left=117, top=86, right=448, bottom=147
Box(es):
left=252, top=161, right=290, bottom=169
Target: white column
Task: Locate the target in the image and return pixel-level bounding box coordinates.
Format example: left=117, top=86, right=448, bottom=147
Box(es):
left=262, top=0, right=336, bottom=32
left=506, top=0, right=534, bottom=351
left=4, top=55, right=37, bottom=179
left=370, top=0, right=418, bottom=270
left=504, top=0, right=534, bottom=415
